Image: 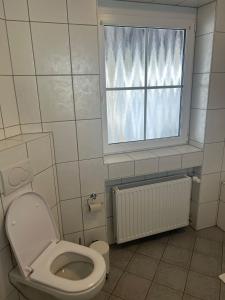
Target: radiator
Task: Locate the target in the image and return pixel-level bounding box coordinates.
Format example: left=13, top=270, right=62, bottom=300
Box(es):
left=113, top=176, right=192, bottom=243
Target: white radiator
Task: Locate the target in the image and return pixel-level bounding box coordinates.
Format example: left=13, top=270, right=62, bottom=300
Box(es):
left=113, top=176, right=192, bottom=243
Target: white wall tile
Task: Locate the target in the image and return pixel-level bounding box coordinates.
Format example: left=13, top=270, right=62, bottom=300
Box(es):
left=208, top=73, right=225, bottom=109
left=196, top=201, right=218, bottom=230
left=199, top=173, right=221, bottom=203
left=202, top=142, right=224, bottom=174
left=4, top=125, right=20, bottom=138
left=57, top=161, right=80, bottom=200
left=0, top=129, right=4, bottom=140
left=0, top=247, right=13, bottom=299
left=2, top=184, right=32, bottom=212
left=28, top=0, right=67, bottom=23
left=107, top=217, right=115, bottom=245
left=194, top=33, right=213, bottom=74
left=135, top=158, right=158, bottom=176
left=4, top=0, right=28, bottom=20
left=77, top=119, right=102, bottom=160
left=0, top=201, right=7, bottom=250
left=51, top=205, right=60, bottom=231
left=212, top=32, right=225, bottom=72
left=0, top=0, right=4, bottom=19
left=31, top=23, right=70, bottom=75
left=64, top=231, right=84, bottom=245
left=56, top=203, right=64, bottom=237
left=158, top=155, right=181, bottom=172
left=109, top=161, right=134, bottom=179
left=7, top=21, right=35, bottom=75
left=79, top=158, right=107, bottom=196
left=0, top=143, right=27, bottom=170
left=70, top=25, right=99, bottom=74
left=32, top=167, right=57, bottom=208
left=73, top=75, right=101, bottom=120
left=61, top=198, right=83, bottom=234
left=105, top=188, right=113, bottom=218
left=215, top=0, right=225, bottom=32
left=0, top=76, right=19, bottom=127
left=82, top=193, right=106, bottom=230
left=196, top=2, right=215, bottom=36
left=217, top=201, right=225, bottom=231
left=0, top=20, right=12, bottom=75
left=27, top=135, right=52, bottom=174
left=220, top=179, right=225, bottom=202
left=104, top=154, right=132, bottom=164
left=189, top=109, right=206, bottom=144
left=205, top=109, right=225, bottom=143
left=14, top=76, right=41, bottom=124
left=43, top=121, right=78, bottom=163
left=67, top=0, right=97, bottom=25
left=182, top=151, right=203, bottom=168
left=191, top=74, right=209, bottom=109
left=38, top=76, right=74, bottom=122
left=84, top=226, right=107, bottom=246
left=222, top=146, right=225, bottom=171
left=21, top=123, right=42, bottom=134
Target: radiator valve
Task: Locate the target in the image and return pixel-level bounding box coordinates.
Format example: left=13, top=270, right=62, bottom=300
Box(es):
left=192, top=176, right=201, bottom=184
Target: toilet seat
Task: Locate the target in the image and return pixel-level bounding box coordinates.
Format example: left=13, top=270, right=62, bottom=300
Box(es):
left=5, top=191, right=106, bottom=297
left=30, top=240, right=106, bottom=294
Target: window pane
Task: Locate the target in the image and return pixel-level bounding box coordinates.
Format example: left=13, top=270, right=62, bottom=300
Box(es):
left=146, top=88, right=181, bottom=139
left=147, top=29, right=185, bottom=87
left=104, top=26, right=145, bottom=88
left=107, top=90, right=145, bottom=144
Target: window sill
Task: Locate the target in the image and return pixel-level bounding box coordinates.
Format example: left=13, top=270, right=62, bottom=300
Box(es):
left=104, top=145, right=203, bottom=180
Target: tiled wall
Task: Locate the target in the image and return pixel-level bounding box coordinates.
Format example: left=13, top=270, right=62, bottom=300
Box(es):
left=0, top=133, right=61, bottom=300
left=0, top=0, right=108, bottom=249
left=0, top=2, right=225, bottom=297
left=190, top=0, right=225, bottom=229
left=0, top=0, right=21, bottom=139
left=213, top=0, right=225, bottom=230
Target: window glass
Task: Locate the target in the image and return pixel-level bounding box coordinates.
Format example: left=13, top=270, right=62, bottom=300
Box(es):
left=104, top=25, right=185, bottom=145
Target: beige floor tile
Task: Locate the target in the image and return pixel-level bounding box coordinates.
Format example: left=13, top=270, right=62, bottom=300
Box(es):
left=136, top=239, right=166, bottom=260
left=146, top=283, right=183, bottom=300
left=190, top=252, right=222, bottom=277
left=154, top=262, right=188, bottom=291
left=162, top=245, right=192, bottom=268
left=183, top=294, right=201, bottom=300
left=168, top=231, right=196, bottom=250
left=197, top=227, right=224, bottom=243
left=113, top=272, right=151, bottom=300
left=110, top=248, right=134, bottom=270
left=103, top=266, right=123, bottom=293
left=185, top=271, right=220, bottom=300
left=126, top=253, right=159, bottom=280
left=92, top=291, right=110, bottom=300
left=195, top=238, right=222, bottom=258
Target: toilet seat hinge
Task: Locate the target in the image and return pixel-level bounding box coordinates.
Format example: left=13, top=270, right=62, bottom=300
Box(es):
left=25, top=266, right=33, bottom=275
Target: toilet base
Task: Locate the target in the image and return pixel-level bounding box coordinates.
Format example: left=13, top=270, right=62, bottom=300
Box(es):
left=10, top=268, right=105, bottom=300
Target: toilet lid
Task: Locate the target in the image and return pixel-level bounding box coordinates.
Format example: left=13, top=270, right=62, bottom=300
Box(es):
left=5, top=192, right=59, bottom=277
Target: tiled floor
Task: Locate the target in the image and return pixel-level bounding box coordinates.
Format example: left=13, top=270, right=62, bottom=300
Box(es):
left=93, top=226, right=225, bottom=300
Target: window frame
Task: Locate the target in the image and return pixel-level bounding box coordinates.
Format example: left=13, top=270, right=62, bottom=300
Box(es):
left=99, top=13, right=195, bottom=155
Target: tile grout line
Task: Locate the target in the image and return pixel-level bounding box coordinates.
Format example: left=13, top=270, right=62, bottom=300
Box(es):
left=65, top=0, right=86, bottom=241
left=181, top=234, right=197, bottom=299
left=1, top=1, right=22, bottom=135
left=26, top=0, right=44, bottom=133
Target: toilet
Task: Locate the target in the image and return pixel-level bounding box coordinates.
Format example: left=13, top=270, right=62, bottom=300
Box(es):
left=5, top=192, right=106, bottom=300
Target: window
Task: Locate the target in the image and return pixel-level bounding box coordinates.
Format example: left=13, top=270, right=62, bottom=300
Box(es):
left=100, top=12, right=195, bottom=154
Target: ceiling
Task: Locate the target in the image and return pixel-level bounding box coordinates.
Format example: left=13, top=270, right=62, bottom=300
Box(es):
left=116, top=0, right=214, bottom=8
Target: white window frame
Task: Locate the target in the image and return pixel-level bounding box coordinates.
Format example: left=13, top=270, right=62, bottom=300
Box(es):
left=99, top=10, right=195, bottom=155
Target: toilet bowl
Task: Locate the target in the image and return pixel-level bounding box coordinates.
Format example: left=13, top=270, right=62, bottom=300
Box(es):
left=5, top=192, right=106, bottom=300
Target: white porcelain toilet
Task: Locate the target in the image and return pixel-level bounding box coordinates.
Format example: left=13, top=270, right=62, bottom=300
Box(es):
left=5, top=192, right=106, bottom=300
